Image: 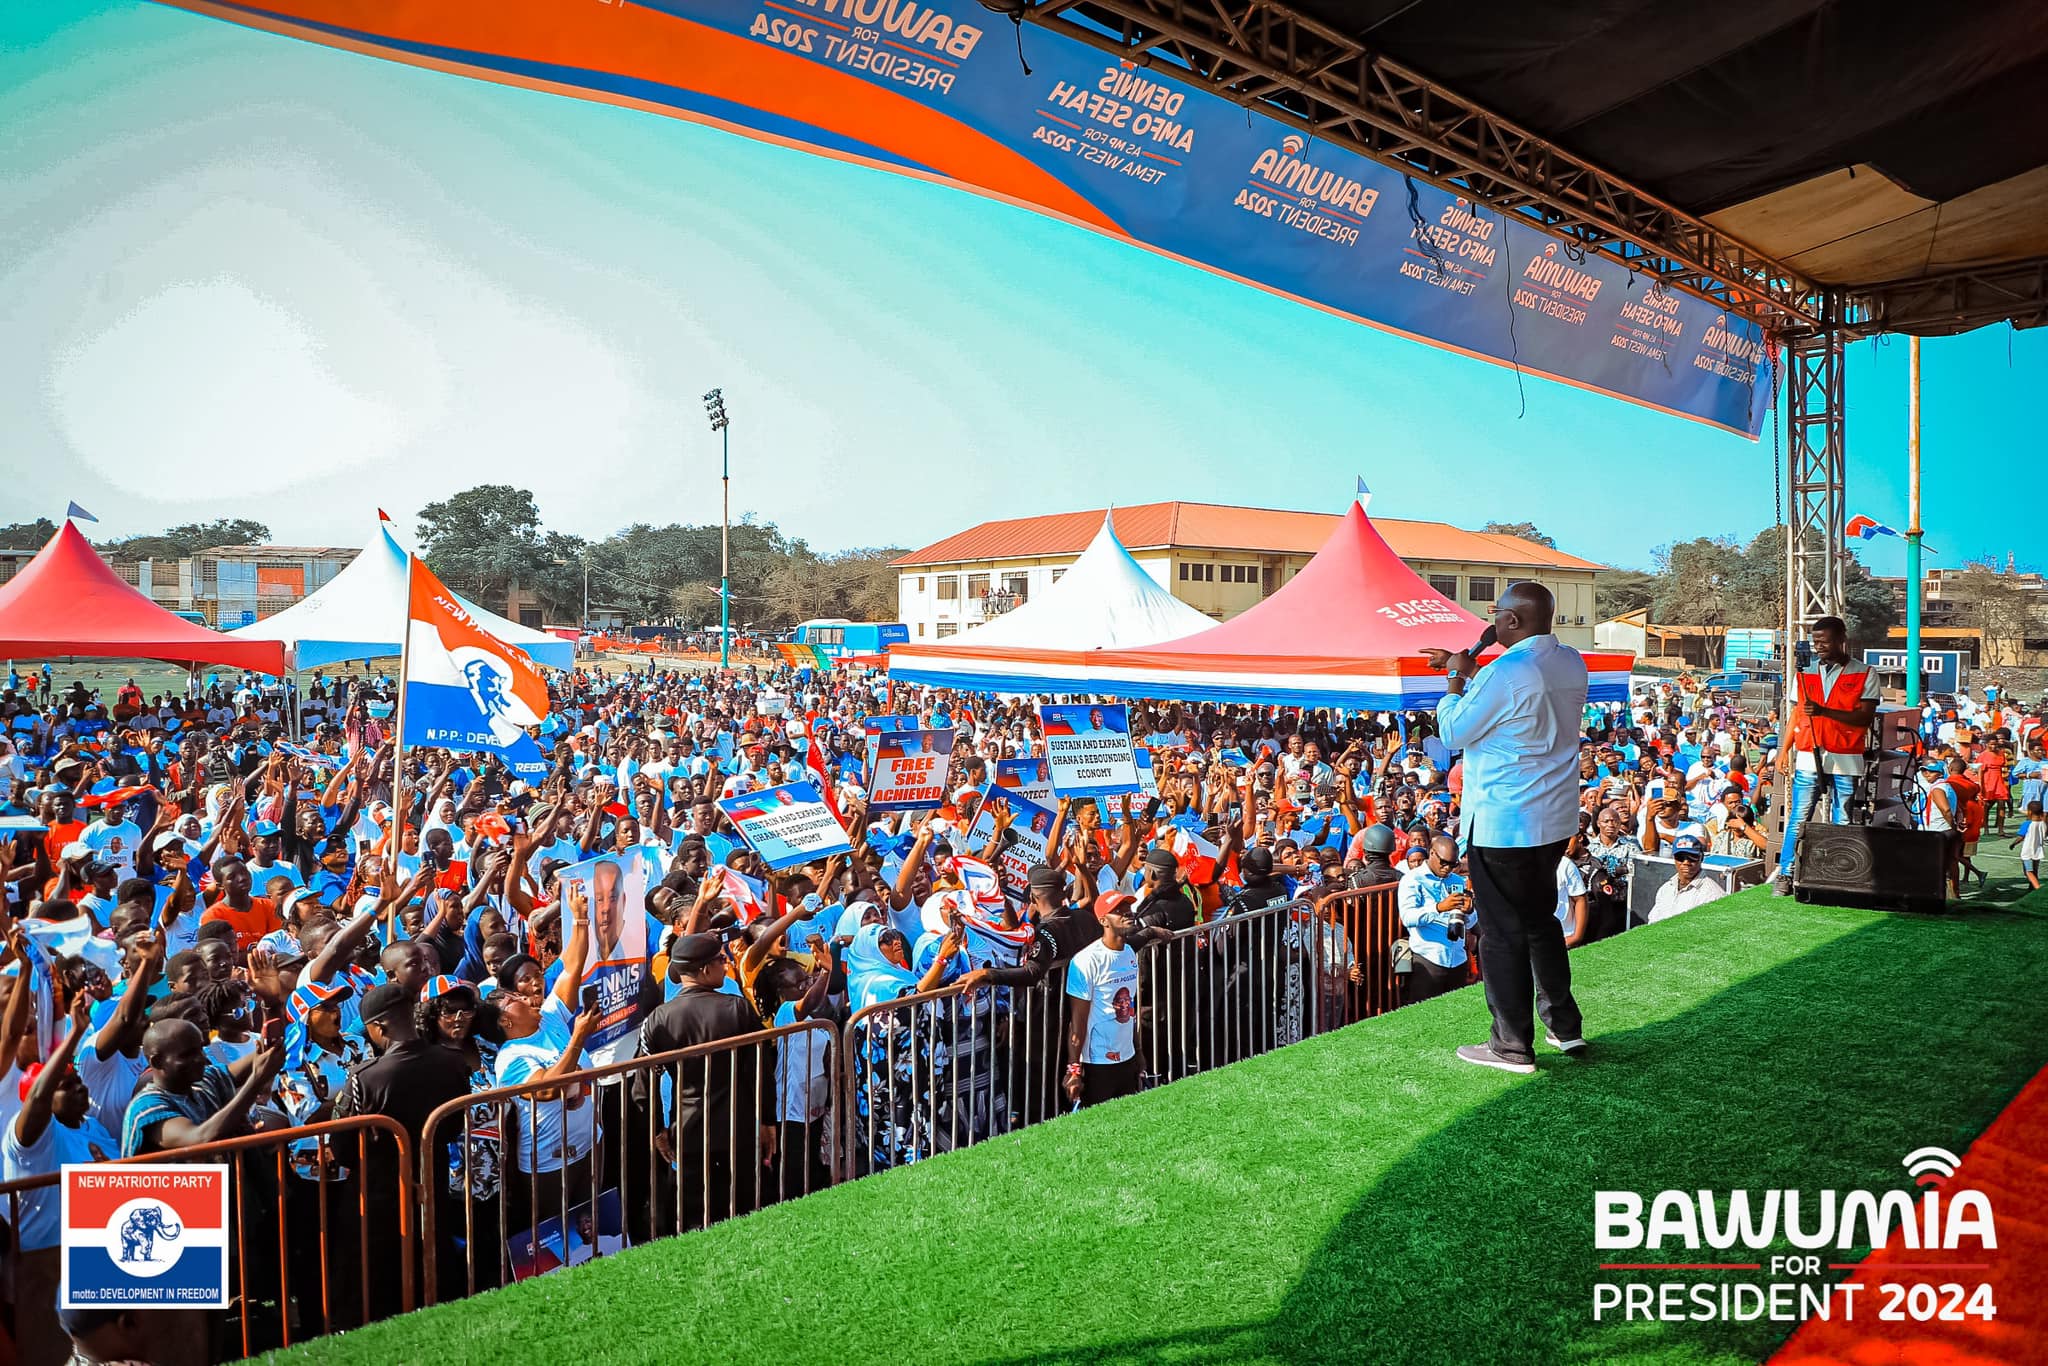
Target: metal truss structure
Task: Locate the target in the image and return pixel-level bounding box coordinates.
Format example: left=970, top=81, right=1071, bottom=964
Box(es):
left=1853, top=258, right=2048, bottom=337
left=1004, top=0, right=2048, bottom=642
left=1013, top=0, right=1828, bottom=333
left=1783, top=332, right=1847, bottom=637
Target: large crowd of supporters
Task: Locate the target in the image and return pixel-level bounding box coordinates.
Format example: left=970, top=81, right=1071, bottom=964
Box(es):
left=0, top=657, right=2041, bottom=1361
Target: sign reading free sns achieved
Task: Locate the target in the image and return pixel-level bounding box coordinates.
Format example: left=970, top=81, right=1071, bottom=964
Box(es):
left=62, top=1164, right=230, bottom=1309
left=1038, top=703, right=1141, bottom=800
left=865, top=727, right=956, bottom=813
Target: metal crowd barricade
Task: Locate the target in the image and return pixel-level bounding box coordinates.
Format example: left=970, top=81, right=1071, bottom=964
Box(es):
left=1138, top=898, right=1321, bottom=1085
left=0, top=1116, right=415, bottom=1365
left=417, top=1019, right=836, bottom=1305
left=839, top=977, right=990, bottom=1180
left=1305, top=881, right=1407, bottom=1030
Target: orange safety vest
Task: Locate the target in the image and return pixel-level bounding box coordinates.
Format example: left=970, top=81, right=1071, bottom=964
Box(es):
left=1792, top=663, right=1871, bottom=757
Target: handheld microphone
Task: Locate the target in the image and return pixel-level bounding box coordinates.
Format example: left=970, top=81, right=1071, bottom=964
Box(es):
left=1469, top=624, right=1498, bottom=658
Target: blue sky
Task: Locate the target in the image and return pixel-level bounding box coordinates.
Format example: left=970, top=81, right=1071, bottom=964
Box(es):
left=4, top=1, right=2042, bottom=576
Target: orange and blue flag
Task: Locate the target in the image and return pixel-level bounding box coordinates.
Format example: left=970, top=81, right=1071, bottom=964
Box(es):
left=401, top=556, right=551, bottom=775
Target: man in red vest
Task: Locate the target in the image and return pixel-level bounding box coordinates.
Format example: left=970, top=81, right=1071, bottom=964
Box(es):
left=1773, top=616, right=1880, bottom=894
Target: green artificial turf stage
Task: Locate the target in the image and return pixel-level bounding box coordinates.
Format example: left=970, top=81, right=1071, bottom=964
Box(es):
left=270, top=887, right=2048, bottom=1366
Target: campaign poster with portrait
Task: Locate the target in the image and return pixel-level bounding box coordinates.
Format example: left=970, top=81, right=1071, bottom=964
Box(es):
left=558, top=849, right=653, bottom=1065
left=717, top=781, right=853, bottom=871
left=865, top=728, right=955, bottom=813
left=967, top=783, right=1057, bottom=903
left=1037, top=703, right=1140, bottom=799
left=993, top=756, right=1056, bottom=806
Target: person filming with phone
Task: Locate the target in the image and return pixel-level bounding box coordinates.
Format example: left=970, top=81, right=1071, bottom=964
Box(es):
left=1397, top=836, right=1474, bottom=1005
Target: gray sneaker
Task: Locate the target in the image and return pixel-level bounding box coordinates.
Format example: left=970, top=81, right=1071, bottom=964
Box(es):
left=1456, top=1044, right=1535, bottom=1074
left=1772, top=874, right=1794, bottom=897
left=1544, top=1031, right=1588, bottom=1056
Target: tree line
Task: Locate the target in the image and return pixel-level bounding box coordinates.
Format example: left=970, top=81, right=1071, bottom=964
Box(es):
left=413, top=484, right=903, bottom=629
left=5, top=495, right=902, bottom=633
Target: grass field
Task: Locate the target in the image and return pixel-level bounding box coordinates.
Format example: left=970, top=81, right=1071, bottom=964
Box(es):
left=266, top=886, right=2048, bottom=1366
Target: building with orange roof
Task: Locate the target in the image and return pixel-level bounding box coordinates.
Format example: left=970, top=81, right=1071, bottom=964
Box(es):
left=892, top=501, right=1609, bottom=648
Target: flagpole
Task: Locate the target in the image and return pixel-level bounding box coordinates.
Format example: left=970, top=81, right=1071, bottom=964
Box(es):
left=1905, top=337, right=1923, bottom=709
left=392, top=553, right=413, bottom=871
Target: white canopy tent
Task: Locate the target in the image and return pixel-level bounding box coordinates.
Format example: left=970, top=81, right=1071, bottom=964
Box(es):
left=888, top=514, right=1214, bottom=690
left=230, top=522, right=576, bottom=670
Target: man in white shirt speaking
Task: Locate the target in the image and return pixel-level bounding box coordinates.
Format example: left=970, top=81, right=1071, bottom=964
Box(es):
left=1426, top=582, right=1589, bottom=1075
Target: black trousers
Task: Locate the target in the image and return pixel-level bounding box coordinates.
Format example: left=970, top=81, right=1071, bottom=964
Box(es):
left=1080, top=1058, right=1140, bottom=1107
left=1402, top=954, right=1468, bottom=1006
left=1469, top=841, right=1582, bottom=1064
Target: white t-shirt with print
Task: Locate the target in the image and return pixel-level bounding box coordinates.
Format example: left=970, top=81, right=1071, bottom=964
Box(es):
left=1065, top=939, right=1140, bottom=1065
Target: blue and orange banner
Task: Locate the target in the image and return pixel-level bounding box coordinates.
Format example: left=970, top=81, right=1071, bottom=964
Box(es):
left=160, top=0, right=1773, bottom=436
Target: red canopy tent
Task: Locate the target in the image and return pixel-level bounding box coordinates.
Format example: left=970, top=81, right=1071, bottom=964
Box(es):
left=893, top=498, right=1632, bottom=709
left=0, top=522, right=289, bottom=674
left=1101, top=499, right=1633, bottom=707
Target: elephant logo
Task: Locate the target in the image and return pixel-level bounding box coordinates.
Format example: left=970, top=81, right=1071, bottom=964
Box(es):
left=115, top=1202, right=183, bottom=1267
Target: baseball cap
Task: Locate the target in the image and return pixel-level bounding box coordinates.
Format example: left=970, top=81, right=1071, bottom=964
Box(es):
left=249, top=820, right=281, bottom=838
left=1671, top=834, right=1707, bottom=859
left=1096, top=890, right=1137, bottom=919
left=421, top=975, right=479, bottom=1007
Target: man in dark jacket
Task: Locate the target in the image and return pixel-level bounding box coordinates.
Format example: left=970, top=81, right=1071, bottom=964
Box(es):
left=632, top=933, right=772, bottom=1229
left=334, top=982, right=474, bottom=1315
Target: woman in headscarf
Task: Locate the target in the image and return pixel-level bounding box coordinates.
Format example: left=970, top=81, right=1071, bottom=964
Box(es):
left=843, top=921, right=962, bottom=1174
left=455, top=904, right=510, bottom=984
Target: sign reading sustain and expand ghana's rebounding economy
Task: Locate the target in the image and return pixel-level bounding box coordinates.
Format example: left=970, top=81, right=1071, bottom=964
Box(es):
left=174, top=0, right=1775, bottom=439
left=717, top=781, right=853, bottom=870
left=1038, top=704, right=1141, bottom=799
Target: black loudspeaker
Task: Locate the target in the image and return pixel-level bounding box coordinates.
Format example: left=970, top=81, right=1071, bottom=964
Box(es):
left=1874, top=706, right=1920, bottom=753
left=1794, top=823, right=1949, bottom=914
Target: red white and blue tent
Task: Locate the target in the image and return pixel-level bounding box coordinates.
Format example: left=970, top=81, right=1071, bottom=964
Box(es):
left=231, top=520, right=573, bottom=670
left=886, top=514, right=1214, bottom=694
left=890, top=495, right=1632, bottom=710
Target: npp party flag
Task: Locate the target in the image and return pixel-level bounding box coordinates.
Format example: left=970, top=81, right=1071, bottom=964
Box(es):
left=400, top=556, right=551, bottom=774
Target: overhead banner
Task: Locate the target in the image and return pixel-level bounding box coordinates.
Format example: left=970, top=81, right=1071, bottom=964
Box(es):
left=165, top=0, right=1772, bottom=437
left=1039, top=703, right=1141, bottom=799
left=718, top=780, right=854, bottom=870
left=865, top=727, right=956, bottom=812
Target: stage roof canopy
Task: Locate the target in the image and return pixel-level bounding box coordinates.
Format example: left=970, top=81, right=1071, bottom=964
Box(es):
left=1100, top=0, right=2048, bottom=333
left=1301, top=1, right=2048, bottom=296
left=0, top=522, right=289, bottom=674
left=230, top=522, right=575, bottom=670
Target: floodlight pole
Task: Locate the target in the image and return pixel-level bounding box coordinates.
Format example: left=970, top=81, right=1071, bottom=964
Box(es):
left=1905, top=338, right=1923, bottom=708
left=705, top=389, right=731, bottom=668
left=721, top=422, right=730, bottom=668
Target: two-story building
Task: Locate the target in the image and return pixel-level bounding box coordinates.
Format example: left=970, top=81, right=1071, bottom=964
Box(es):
left=893, top=502, right=1606, bottom=648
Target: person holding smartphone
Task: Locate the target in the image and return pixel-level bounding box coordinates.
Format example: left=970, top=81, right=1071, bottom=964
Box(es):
left=1396, top=836, right=1473, bottom=1005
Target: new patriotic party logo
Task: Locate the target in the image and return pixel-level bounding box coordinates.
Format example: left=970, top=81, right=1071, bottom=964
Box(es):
left=62, top=1165, right=230, bottom=1308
